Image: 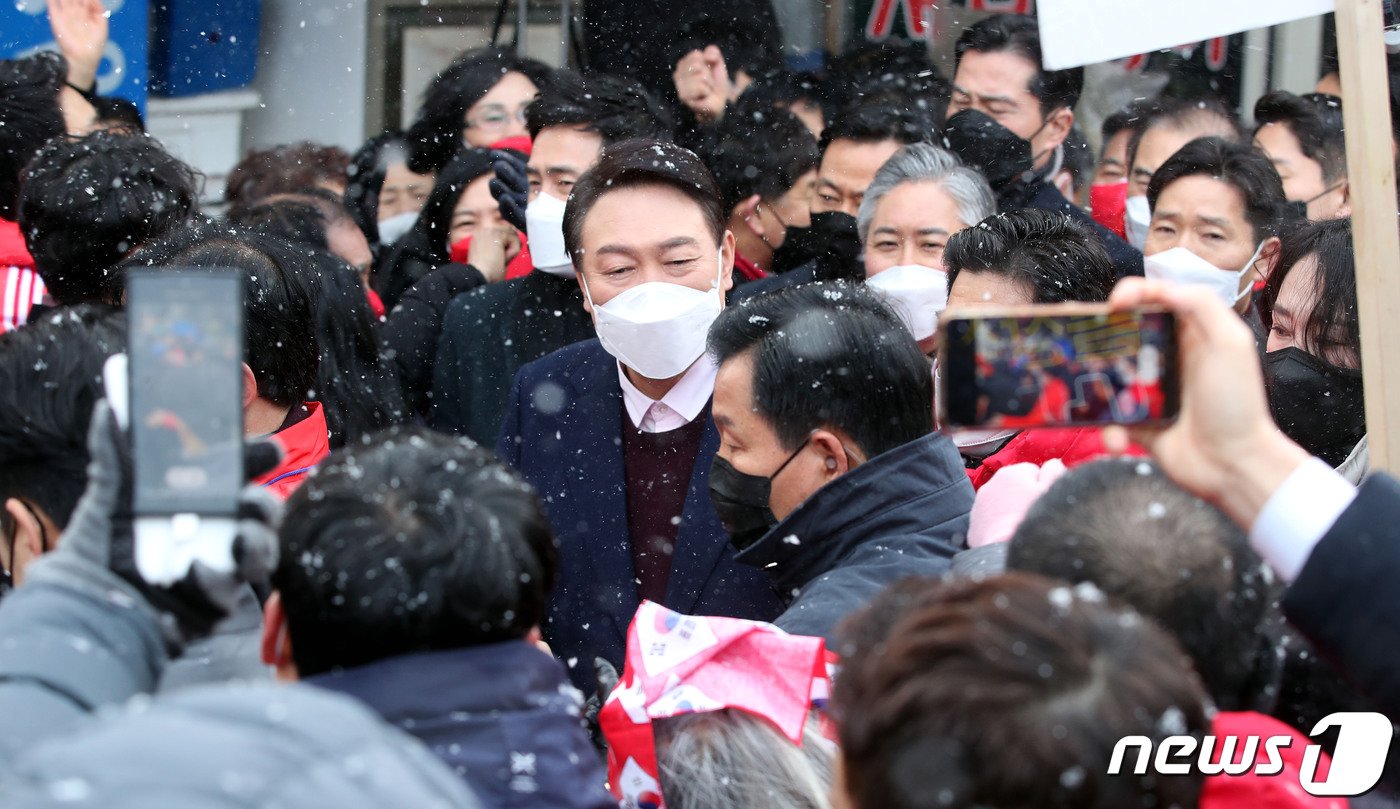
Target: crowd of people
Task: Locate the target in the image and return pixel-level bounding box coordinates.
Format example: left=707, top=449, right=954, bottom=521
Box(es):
left=0, top=0, right=1393, bottom=806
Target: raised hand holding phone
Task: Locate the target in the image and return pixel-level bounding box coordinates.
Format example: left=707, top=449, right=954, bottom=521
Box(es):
left=1102, top=278, right=1311, bottom=529
left=124, top=269, right=247, bottom=587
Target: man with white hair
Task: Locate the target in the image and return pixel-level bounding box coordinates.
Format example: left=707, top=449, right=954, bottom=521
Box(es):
left=858, top=143, right=997, bottom=354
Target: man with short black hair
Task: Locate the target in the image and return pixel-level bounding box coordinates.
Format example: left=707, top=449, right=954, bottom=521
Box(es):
left=942, top=210, right=1120, bottom=486
left=1122, top=97, right=1242, bottom=248
left=945, top=208, right=1117, bottom=309
left=1007, top=458, right=1277, bottom=711
left=498, top=139, right=782, bottom=690
left=812, top=104, right=927, bottom=219
left=125, top=225, right=328, bottom=497
left=1095, top=101, right=1156, bottom=187
left=1128, top=98, right=1243, bottom=198
left=262, top=427, right=612, bottom=809
left=734, top=103, right=926, bottom=299
left=432, top=71, right=673, bottom=444
left=947, top=14, right=1080, bottom=178
left=0, top=304, right=123, bottom=586
left=20, top=130, right=200, bottom=306
left=834, top=573, right=1210, bottom=809
left=1253, top=91, right=1348, bottom=220
left=697, top=101, right=818, bottom=280
left=943, top=14, right=1141, bottom=278
left=1087, top=100, right=1157, bottom=239
left=707, top=281, right=971, bottom=639
left=1142, top=136, right=1287, bottom=318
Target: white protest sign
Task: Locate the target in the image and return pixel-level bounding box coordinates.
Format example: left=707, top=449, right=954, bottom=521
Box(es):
left=1037, top=0, right=1336, bottom=70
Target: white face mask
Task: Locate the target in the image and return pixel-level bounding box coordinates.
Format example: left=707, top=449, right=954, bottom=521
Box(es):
left=583, top=252, right=725, bottom=380
left=525, top=192, right=574, bottom=277
left=1124, top=195, right=1151, bottom=250
left=864, top=264, right=949, bottom=342
left=376, top=211, right=418, bottom=246
left=1143, top=243, right=1264, bottom=307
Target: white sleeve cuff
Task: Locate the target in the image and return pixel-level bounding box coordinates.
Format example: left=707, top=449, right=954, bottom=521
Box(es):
left=1249, top=457, right=1358, bottom=583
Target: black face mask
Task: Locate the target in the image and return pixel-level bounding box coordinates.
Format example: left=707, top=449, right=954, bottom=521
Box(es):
left=708, top=439, right=809, bottom=553
left=770, top=211, right=862, bottom=281
left=1264, top=347, right=1366, bottom=467
left=942, top=109, right=1036, bottom=192
left=1286, top=182, right=1346, bottom=222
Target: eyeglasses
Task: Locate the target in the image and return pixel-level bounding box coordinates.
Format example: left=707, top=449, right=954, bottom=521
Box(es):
left=465, top=103, right=529, bottom=133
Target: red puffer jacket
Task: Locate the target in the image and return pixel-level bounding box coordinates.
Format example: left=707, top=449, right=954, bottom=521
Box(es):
left=966, top=427, right=1146, bottom=490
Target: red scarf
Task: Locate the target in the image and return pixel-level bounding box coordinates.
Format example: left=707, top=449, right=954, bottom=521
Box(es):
left=732, top=252, right=768, bottom=282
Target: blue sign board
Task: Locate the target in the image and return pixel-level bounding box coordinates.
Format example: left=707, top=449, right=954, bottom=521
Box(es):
left=0, top=0, right=150, bottom=111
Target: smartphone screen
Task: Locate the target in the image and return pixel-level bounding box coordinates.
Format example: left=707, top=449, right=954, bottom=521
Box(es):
left=127, top=269, right=244, bottom=515
left=939, top=306, right=1179, bottom=429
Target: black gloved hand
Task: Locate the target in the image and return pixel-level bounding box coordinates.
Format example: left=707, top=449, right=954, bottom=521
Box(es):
left=27, top=402, right=282, bottom=651
left=489, top=148, right=530, bottom=233
left=583, top=656, right=621, bottom=755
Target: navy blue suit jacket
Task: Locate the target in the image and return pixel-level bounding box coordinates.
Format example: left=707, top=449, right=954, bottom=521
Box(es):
left=497, top=339, right=783, bottom=691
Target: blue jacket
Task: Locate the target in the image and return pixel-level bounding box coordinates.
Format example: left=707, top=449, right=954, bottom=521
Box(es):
left=498, top=339, right=784, bottom=690
left=310, top=642, right=613, bottom=809
left=737, top=432, right=975, bottom=641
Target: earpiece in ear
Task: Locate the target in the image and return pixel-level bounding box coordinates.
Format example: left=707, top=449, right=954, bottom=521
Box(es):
left=826, top=457, right=838, bottom=471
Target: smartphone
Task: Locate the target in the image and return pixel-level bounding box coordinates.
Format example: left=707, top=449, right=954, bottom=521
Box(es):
left=122, top=269, right=244, bottom=584
left=938, top=303, right=1179, bottom=430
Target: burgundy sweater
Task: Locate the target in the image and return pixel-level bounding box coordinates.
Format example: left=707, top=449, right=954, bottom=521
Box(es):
left=620, top=402, right=708, bottom=604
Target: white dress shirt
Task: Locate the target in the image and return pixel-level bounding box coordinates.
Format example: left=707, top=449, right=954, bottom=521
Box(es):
left=617, top=357, right=717, bottom=433
left=1249, top=457, right=1358, bottom=583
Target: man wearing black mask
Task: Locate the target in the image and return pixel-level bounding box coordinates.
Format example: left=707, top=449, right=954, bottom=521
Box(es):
left=943, top=14, right=1143, bottom=279
left=707, top=282, right=973, bottom=641
left=736, top=104, right=926, bottom=299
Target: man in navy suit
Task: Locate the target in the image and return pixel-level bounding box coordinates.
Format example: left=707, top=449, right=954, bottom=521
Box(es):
left=497, top=139, right=783, bottom=690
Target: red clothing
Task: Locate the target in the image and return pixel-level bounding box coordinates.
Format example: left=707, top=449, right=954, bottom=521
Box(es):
left=254, top=402, right=331, bottom=498
left=732, top=253, right=768, bottom=283
left=998, top=375, right=1071, bottom=429
left=366, top=287, right=386, bottom=319
left=0, top=219, right=45, bottom=332
left=449, top=235, right=534, bottom=280
left=1200, top=712, right=1345, bottom=809
left=489, top=134, right=532, bottom=156
left=505, top=241, right=534, bottom=280
left=966, top=427, right=1145, bottom=490
left=1089, top=181, right=1128, bottom=239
